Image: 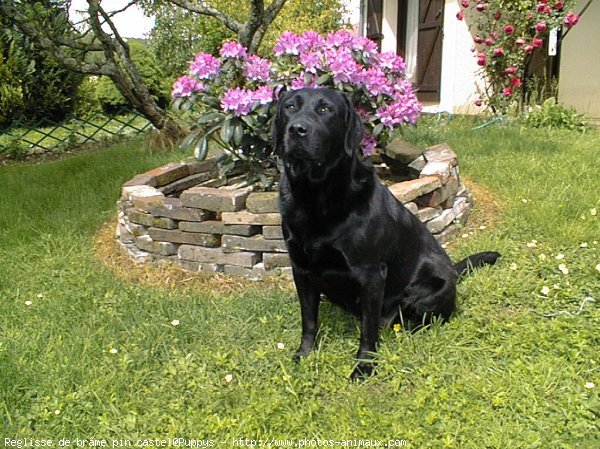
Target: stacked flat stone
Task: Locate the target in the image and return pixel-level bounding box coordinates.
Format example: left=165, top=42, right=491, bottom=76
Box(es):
left=116, top=143, right=471, bottom=278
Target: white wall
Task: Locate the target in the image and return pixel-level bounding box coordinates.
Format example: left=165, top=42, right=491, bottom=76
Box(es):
left=558, top=0, right=600, bottom=118
left=437, top=0, right=484, bottom=113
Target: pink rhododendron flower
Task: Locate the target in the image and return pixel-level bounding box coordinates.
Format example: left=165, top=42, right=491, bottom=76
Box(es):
left=327, top=51, right=362, bottom=84
left=326, top=29, right=355, bottom=49
left=221, top=87, right=253, bottom=116
left=243, top=55, right=271, bottom=82
left=361, top=67, right=391, bottom=96
left=299, top=30, right=326, bottom=52
left=564, top=12, right=579, bottom=27
left=299, top=51, right=324, bottom=74
left=274, top=31, right=301, bottom=56
left=378, top=51, right=406, bottom=73
left=360, top=132, right=377, bottom=156
left=172, top=76, right=205, bottom=98
left=189, top=53, right=221, bottom=79
left=250, top=86, right=274, bottom=105
left=220, top=41, right=247, bottom=59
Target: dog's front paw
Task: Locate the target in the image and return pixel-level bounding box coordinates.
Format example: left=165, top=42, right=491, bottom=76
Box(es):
left=350, top=361, right=376, bottom=381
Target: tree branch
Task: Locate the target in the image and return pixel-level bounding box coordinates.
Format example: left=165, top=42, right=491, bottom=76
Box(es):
left=164, top=0, right=243, bottom=33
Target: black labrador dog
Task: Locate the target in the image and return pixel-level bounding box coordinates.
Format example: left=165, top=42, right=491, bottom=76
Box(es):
left=273, top=88, right=500, bottom=380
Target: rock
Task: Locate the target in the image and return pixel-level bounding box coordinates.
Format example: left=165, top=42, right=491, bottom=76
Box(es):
left=420, top=160, right=453, bottom=183
left=263, top=252, right=291, bottom=270
left=221, top=211, right=282, bottom=226
left=246, top=191, right=280, bottom=214
left=388, top=176, right=442, bottom=203
left=179, top=220, right=225, bottom=234
left=415, top=176, right=460, bottom=208
left=382, top=138, right=423, bottom=164
left=149, top=197, right=213, bottom=222
left=159, top=172, right=212, bottom=195
left=416, top=206, right=442, bottom=223
left=223, top=263, right=267, bottom=279
left=403, top=202, right=419, bottom=215
left=178, top=245, right=260, bottom=268
left=222, top=235, right=288, bottom=253
left=127, top=210, right=177, bottom=229
left=122, top=173, right=158, bottom=188
left=134, top=235, right=179, bottom=256
left=426, top=208, right=457, bottom=234
left=263, top=226, right=284, bottom=240
left=180, top=186, right=252, bottom=212
left=434, top=224, right=462, bottom=245
left=121, top=185, right=165, bottom=212
left=144, top=162, right=190, bottom=187
left=423, top=143, right=458, bottom=166
left=148, top=228, right=221, bottom=247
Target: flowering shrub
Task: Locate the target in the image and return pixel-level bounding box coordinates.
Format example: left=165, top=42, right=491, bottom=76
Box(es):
left=172, top=30, right=421, bottom=181
left=456, top=0, right=580, bottom=113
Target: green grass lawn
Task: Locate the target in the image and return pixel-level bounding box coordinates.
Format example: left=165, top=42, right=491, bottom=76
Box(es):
left=0, top=123, right=598, bottom=447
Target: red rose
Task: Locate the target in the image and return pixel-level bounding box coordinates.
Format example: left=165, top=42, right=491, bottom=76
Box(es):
left=511, top=77, right=522, bottom=87
left=532, top=37, right=544, bottom=48
left=461, top=0, right=470, bottom=8
left=485, top=38, right=495, bottom=46
left=503, top=87, right=513, bottom=97
left=476, top=3, right=486, bottom=12
left=515, top=38, right=525, bottom=46
left=494, top=12, right=502, bottom=20
left=564, top=12, right=579, bottom=28
left=503, top=25, right=515, bottom=35
left=457, top=11, right=464, bottom=20
left=474, top=99, right=483, bottom=107
left=493, top=47, right=505, bottom=57
left=474, top=36, right=484, bottom=44
left=555, top=2, right=564, bottom=9
left=523, top=44, right=534, bottom=53
left=505, top=66, right=517, bottom=75
left=535, top=21, right=547, bottom=33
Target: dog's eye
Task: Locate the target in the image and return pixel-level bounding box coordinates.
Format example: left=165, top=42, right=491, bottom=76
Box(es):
left=319, top=106, right=332, bottom=113
left=285, top=104, right=296, bottom=111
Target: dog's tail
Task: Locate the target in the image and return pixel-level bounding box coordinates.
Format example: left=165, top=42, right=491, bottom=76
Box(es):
left=454, top=251, right=501, bottom=277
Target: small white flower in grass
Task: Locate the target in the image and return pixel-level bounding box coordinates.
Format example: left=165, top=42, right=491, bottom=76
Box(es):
left=580, top=242, right=588, bottom=248
left=527, top=241, right=537, bottom=248
left=555, top=253, right=565, bottom=260
left=479, top=225, right=487, bottom=230
left=25, top=301, right=32, bottom=306
left=558, top=264, right=569, bottom=275
left=109, top=348, right=119, bottom=354
left=509, top=263, right=518, bottom=270
left=540, top=286, right=550, bottom=296
left=584, top=382, right=595, bottom=389
left=553, top=284, right=560, bottom=289
left=277, top=342, right=285, bottom=350
left=37, top=293, right=43, bottom=298
left=521, top=198, right=529, bottom=204
left=591, top=208, right=597, bottom=216
left=595, top=263, right=600, bottom=272
left=54, top=409, right=61, bottom=415
left=538, top=254, right=547, bottom=261
left=224, top=374, right=233, bottom=383
left=171, top=319, right=180, bottom=326
left=461, top=233, right=469, bottom=239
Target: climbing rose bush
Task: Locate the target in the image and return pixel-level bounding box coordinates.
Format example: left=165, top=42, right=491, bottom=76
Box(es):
left=172, top=30, right=421, bottom=179
left=456, top=0, right=580, bottom=113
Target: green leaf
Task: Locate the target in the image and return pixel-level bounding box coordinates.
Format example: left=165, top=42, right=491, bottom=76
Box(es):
left=194, top=136, right=209, bottom=161
left=233, top=123, right=244, bottom=146
left=316, top=73, right=332, bottom=85
left=197, top=112, right=225, bottom=124
left=373, top=123, right=384, bottom=137
left=178, top=130, right=201, bottom=152
left=220, top=119, right=234, bottom=143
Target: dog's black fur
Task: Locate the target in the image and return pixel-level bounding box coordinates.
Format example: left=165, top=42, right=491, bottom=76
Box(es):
left=273, top=88, right=500, bottom=380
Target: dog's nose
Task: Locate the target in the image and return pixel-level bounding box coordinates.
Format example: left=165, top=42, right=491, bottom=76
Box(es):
left=289, top=122, right=309, bottom=137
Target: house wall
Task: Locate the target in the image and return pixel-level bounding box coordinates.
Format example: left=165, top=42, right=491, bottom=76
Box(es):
left=558, top=0, right=600, bottom=118
left=375, top=0, right=483, bottom=113
left=437, top=0, right=483, bottom=113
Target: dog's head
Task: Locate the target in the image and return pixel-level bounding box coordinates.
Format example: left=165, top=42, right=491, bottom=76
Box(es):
left=272, top=88, right=363, bottom=169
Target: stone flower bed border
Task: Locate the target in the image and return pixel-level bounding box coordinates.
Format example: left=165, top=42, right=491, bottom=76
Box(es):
left=116, top=143, right=472, bottom=278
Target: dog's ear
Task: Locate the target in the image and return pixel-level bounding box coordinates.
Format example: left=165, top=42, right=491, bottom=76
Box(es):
left=271, top=88, right=288, bottom=155
left=343, top=95, right=364, bottom=158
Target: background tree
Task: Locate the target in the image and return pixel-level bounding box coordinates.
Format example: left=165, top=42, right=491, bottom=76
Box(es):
left=0, top=2, right=81, bottom=127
